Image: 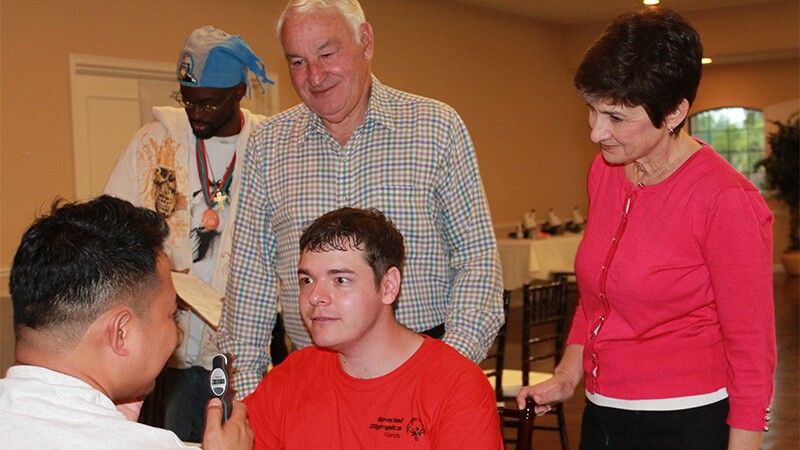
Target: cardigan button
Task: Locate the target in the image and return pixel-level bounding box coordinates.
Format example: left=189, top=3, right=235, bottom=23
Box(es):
left=763, top=426, right=769, bottom=432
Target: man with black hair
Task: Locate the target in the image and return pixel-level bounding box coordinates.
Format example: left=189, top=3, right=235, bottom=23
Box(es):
left=0, top=195, right=252, bottom=449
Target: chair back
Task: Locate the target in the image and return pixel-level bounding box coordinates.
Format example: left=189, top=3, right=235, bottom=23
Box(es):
left=483, top=289, right=511, bottom=401
left=498, top=397, right=535, bottom=450
left=521, top=279, right=569, bottom=386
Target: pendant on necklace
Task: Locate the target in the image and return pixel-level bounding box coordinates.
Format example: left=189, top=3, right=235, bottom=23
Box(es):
left=213, top=191, right=228, bottom=212
left=202, top=208, right=220, bottom=231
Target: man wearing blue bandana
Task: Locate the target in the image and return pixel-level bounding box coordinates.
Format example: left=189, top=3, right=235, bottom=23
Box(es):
left=105, top=25, right=273, bottom=442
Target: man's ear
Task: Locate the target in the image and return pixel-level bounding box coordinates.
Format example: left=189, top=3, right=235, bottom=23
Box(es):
left=380, top=267, right=401, bottom=306
left=105, top=309, right=133, bottom=357
left=360, top=22, right=374, bottom=61
left=234, top=82, right=247, bottom=101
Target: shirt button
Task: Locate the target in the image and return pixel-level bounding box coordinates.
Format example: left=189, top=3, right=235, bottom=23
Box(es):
left=764, top=426, right=769, bottom=432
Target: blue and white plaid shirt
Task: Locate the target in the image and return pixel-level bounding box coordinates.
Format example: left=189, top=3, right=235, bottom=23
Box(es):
left=218, top=77, right=504, bottom=396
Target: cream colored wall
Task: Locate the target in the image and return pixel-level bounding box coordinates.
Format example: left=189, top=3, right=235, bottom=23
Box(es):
left=367, top=1, right=597, bottom=230
left=0, top=0, right=292, bottom=374
left=0, top=0, right=598, bottom=288
left=694, top=58, right=799, bottom=113
left=1, top=0, right=798, bottom=371
left=0, top=0, right=293, bottom=288
left=561, top=0, right=800, bottom=70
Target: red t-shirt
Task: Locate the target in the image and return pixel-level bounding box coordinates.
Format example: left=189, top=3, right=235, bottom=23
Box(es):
left=244, top=337, right=502, bottom=449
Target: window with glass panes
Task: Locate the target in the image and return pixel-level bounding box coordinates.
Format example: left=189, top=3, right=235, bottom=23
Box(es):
left=689, top=107, right=765, bottom=185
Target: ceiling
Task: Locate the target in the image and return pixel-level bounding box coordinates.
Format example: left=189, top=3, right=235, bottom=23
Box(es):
left=438, top=0, right=785, bottom=24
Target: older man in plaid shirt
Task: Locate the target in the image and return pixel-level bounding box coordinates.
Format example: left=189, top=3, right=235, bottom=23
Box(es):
left=218, top=0, right=504, bottom=397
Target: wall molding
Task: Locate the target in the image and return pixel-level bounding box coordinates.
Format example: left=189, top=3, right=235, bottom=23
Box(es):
left=1, top=268, right=9, bottom=297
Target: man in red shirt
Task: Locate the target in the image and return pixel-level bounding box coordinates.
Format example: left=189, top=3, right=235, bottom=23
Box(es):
left=244, top=208, right=502, bottom=449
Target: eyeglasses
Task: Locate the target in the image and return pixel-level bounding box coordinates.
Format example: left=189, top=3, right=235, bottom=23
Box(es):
left=174, top=90, right=236, bottom=112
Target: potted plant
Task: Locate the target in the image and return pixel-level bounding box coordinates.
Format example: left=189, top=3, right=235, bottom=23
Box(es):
left=754, top=112, right=799, bottom=275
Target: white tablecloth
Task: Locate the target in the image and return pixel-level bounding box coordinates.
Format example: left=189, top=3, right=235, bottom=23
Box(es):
left=497, top=233, right=583, bottom=290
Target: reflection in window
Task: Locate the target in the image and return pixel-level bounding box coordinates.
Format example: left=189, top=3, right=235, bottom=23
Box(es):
left=689, top=107, right=765, bottom=186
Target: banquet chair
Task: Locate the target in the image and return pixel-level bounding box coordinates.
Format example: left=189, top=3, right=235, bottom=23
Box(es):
left=550, top=271, right=576, bottom=284
left=483, top=289, right=511, bottom=402
left=498, top=397, right=535, bottom=450
left=486, top=279, right=570, bottom=450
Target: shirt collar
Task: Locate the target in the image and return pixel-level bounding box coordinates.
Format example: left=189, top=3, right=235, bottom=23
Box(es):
left=302, top=75, right=394, bottom=144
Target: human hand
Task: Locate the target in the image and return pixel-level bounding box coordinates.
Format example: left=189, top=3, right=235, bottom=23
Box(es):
left=202, top=398, right=253, bottom=450
left=114, top=399, right=144, bottom=421
left=516, top=373, right=576, bottom=416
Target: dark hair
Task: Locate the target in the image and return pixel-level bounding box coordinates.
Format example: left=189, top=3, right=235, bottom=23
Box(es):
left=9, top=195, right=169, bottom=341
left=574, top=7, right=703, bottom=132
left=299, top=207, right=405, bottom=286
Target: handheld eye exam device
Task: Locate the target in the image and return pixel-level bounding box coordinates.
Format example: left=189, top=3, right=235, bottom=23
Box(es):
left=210, top=353, right=234, bottom=424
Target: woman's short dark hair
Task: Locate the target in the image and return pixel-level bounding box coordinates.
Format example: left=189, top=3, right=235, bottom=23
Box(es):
left=574, top=7, right=703, bottom=132
left=299, top=207, right=405, bottom=287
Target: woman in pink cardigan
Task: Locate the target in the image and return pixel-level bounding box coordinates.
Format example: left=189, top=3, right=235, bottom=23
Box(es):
left=517, top=8, right=776, bottom=450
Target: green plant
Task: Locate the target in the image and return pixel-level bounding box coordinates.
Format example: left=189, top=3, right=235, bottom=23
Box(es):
left=754, top=112, right=799, bottom=251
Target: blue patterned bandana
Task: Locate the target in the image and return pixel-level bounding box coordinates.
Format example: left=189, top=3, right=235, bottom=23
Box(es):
left=177, top=26, right=274, bottom=97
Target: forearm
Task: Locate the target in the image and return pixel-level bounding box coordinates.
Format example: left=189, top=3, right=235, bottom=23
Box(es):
left=517, top=344, right=584, bottom=411
left=439, top=139, right=504, bottom=361
left=217, top=333, right=273, bottom=399
left=554, top=344, right=584, bottom=390
left=443, top=323, right=497, bottom=363
left=443, top=266, right=504, bottom=363
left=706, top=188, right=775, bottom=430
left=219, top=135, right=280, bottom=397
left=218, top=261, right=278, bottom=398
left=439, top=207, right=504, bottom=362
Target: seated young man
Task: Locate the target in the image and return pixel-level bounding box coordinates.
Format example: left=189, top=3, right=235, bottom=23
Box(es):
left=244, top=207, right=502, bottom=449
left=0, top=195, right=251, bottom=449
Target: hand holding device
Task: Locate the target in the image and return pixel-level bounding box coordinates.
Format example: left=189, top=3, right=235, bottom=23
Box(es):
left=210, top=353, right=234, bottom=424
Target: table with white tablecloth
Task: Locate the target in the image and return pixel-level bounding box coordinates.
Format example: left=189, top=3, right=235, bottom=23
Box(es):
left=497, top=233, right=583, bottom=290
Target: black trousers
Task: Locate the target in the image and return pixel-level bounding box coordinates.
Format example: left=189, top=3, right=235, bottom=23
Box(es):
left=270, top=312, right=289, bottom=366
left=421, top=323, right=446, bottom=339
left=579, top=398, right=730, bottom=450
